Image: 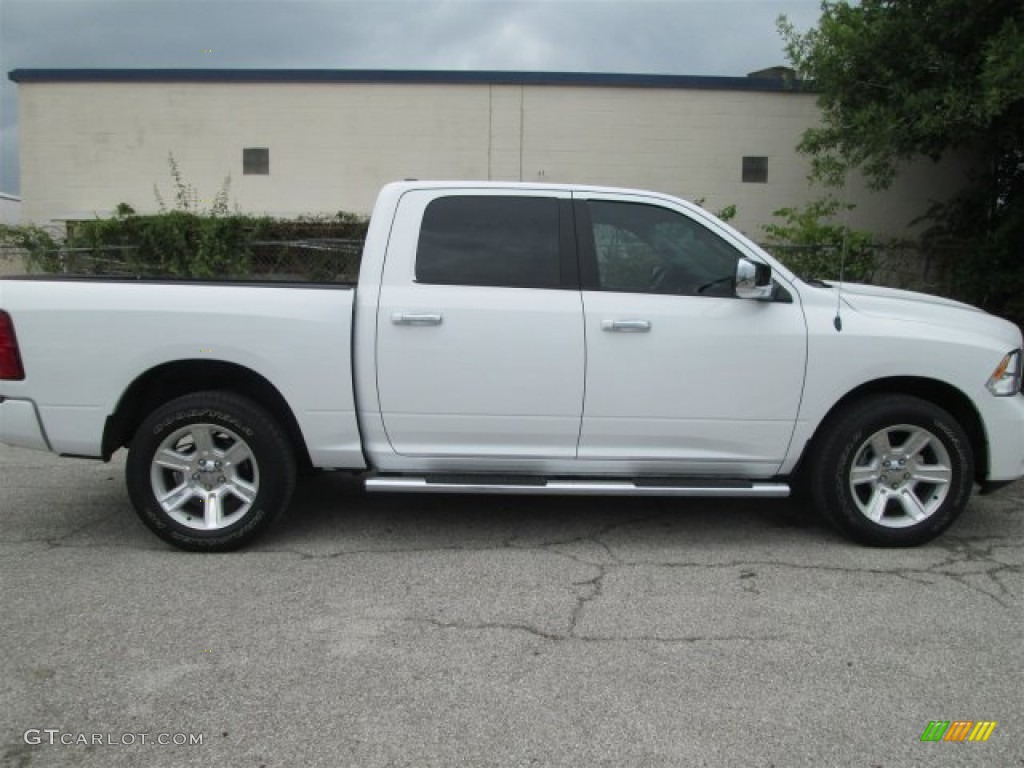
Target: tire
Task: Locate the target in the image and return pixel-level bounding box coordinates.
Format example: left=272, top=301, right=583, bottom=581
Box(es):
left=126, top=391, right=296, bottom=551
left=809, top=394, right=973, bottom=547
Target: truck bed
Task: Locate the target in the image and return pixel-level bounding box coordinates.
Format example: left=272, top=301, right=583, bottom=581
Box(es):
left=0, top=277, right=364, bottom=469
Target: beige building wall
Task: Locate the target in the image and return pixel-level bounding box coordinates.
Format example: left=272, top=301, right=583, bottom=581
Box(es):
left=0, top=193, right=20, bottom=224
left=17, top=77, right=969, bottom=240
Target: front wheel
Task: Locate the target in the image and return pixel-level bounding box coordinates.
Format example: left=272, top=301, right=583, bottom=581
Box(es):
left=126, top=391, right=296, bottom=551
left=809, top=395, right=973, bottom=546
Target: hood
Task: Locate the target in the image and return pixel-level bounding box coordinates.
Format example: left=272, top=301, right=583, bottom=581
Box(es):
left=838, top=283, right=979, bottom=315
left=818, top=281, right=1021, bottom=345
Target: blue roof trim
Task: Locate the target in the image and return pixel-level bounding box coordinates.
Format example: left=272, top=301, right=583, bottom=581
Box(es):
left=7, top=68, right=810, bottom=92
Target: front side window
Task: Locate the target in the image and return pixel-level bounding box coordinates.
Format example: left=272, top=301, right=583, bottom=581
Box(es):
left=588, top=201, right=743, bottom=298
left=416, top=196, right=561, bottom=289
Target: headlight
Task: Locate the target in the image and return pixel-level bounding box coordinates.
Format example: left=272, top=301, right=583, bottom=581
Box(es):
left=986, top=350, right=1022, bottom=396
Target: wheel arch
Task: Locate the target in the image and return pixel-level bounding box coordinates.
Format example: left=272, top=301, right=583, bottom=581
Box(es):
left=102, top=359, right=312, bottom=470
left=798, top=377, right=988, bottom=485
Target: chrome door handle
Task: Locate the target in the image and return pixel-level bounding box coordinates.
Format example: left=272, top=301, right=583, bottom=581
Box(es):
left=602, top=319, right=651, bottom=333
left=392, top=312, right=443, bottom=326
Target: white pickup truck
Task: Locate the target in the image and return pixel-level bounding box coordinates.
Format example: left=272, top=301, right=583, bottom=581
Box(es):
left=1, top=181, right=1022, bottom=550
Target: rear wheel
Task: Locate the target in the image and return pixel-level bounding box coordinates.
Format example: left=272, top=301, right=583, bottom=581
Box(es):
left=810, top=395, right=973, bottom=546
left=126, top=391, right=296, bottom=551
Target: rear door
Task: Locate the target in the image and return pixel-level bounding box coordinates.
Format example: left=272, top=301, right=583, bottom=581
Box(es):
left=375, top=188, right=585, bottom=458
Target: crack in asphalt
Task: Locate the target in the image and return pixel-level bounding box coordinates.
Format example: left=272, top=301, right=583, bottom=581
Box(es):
left=272, top=521, right=1021, bottom=640
left=416, top=617, right=565, bottom=642
left=409, top=616, right=784, bottom=645
left=0, top=510, right=123, bottom=550
left=567, top=566, right=607, bottom=637
left=3, top=507, right=1020, bottom=640
left=926, top=537, right=1022, bottom=608
left=253, top=543, right=480, bottom=561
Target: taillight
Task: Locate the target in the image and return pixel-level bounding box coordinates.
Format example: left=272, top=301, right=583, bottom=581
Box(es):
left=0, top=311, right=25, bottom=380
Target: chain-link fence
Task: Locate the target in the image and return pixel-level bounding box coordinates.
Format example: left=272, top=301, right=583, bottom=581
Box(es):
left=0, top=239, right=364, bottom=283
left=248, top=239, right=362, bottom=282
left=759, top=242, right=956, bottom=295
left=0, top=245, right=31, bottom=277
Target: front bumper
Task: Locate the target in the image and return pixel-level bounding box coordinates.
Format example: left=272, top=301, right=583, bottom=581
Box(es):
left=981, top=393, right=1024, bottom=483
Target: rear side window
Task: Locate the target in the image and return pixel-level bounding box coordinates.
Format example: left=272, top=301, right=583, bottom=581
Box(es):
left=416, top=196, right=561, bottom=289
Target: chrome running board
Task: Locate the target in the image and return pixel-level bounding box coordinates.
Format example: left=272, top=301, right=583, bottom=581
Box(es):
left=364, top=476, right=790, bottom=498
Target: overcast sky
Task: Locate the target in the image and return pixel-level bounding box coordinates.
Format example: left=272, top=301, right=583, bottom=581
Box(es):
left=0, top=0, right=822, bottom=195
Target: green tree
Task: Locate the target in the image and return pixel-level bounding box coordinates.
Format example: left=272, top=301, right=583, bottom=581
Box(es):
left=778, top=1, right=1024, bottom=322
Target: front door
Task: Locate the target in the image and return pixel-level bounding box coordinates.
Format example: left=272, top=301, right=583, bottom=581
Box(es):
left=574, top=194, right=807, bottom=477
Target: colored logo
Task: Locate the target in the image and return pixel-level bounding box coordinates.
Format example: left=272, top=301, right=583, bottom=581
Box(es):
left=920, top=721, right=997, bottom=742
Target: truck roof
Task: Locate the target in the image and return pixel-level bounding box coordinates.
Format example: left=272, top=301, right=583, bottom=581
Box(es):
left=378, top=180, right=691, bottom=208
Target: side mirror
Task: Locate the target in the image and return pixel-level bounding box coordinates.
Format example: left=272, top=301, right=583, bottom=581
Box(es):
left=735, top=257, right=773, bottom=300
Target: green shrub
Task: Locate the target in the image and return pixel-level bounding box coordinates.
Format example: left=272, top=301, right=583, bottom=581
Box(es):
left=0, top=223, right=63, bottom=272
left=762, top=197, right=877, bottom=282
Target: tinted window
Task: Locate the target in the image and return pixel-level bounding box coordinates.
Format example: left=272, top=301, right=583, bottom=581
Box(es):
left=589, top=201, right=743, bottom=298
left=416, top=196, right=561, bottom=288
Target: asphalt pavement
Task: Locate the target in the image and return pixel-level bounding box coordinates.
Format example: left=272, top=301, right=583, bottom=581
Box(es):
left=1, top=442, right=1022, bottom=767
